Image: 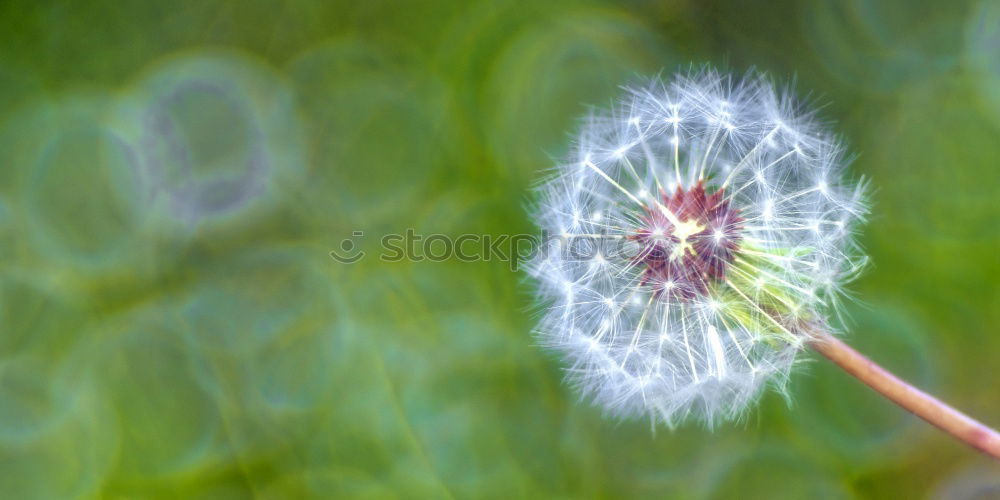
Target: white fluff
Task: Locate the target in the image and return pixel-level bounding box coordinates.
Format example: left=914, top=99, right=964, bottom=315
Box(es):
left=527, top=68, right=868, bottom=427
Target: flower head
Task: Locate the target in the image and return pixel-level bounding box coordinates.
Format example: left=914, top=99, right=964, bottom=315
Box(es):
left=528, top=68, right=868, bottom=427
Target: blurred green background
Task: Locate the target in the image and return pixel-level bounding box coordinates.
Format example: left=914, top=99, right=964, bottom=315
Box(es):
left=1, top=0, right=999, bottom=498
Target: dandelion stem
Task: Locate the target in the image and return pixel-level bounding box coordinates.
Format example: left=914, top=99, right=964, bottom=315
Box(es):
left=806, top=327, right=1000, bottom=460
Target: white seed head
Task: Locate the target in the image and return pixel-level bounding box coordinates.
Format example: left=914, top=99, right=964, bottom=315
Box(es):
left=527, top=68, right=869, bottom=427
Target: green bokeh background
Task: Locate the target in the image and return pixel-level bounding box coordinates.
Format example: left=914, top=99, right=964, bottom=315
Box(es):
left=1, top=0, right=999, bottom=498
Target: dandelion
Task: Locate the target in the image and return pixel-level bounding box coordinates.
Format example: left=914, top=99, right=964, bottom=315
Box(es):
left=528, top=67, right=1000, bottom=457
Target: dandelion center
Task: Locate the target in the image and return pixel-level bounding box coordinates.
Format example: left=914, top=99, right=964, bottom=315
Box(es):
left=632, top=180, right=743, bottom=300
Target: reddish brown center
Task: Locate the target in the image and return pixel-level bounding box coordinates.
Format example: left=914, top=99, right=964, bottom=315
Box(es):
left=630, top=181, right=743, bottom=300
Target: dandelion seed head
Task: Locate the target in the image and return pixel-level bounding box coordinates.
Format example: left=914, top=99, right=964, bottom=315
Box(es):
left=527, top=67, right=869, bottom=427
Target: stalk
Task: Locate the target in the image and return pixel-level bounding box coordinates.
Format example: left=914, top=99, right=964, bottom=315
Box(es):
left=806, top=328, right=1000, bottom=460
